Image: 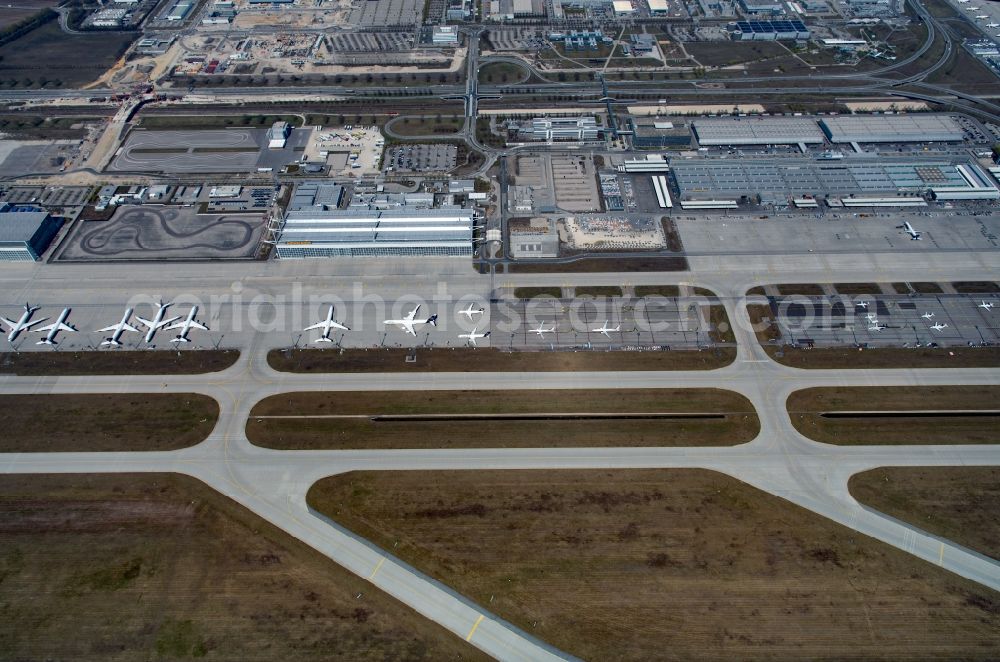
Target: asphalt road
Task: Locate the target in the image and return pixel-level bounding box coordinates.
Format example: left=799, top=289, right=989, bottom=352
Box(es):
left=1, top=253, right=999, bottom=659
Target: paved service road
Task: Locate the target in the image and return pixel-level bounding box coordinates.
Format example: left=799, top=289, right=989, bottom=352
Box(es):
left=1, top=257, right=999, bottom=660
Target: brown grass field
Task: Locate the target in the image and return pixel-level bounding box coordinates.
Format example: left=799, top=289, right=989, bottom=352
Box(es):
left=850, top=467, right=1000, bottom=560
left=267, top=347, right=735, bottom=373
left=308, top=469, right=1000, bottom=661
left=247, top=389, right=759, bottom=449
left=0, top=394, right=218, bottom=452
left=0, top=350, right=239, bottom=375
left=787, top=386, right=1000, bottom=445
left=0, top=474, right=484, bottom=661
left=765, top=346, right=1000, bottom=369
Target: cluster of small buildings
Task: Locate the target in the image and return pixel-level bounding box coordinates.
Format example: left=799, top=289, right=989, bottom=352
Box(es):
left=520, top=117, right=602, bottom=143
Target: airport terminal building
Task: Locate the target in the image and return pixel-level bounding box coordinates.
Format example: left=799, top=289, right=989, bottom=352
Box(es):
left=275, top=208, right=475, bottom=258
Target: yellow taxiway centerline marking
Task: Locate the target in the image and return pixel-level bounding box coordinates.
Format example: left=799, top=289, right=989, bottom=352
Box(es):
left=369, top=557, right=386, bottom=580
left=466, top=614, right=484, bottom=641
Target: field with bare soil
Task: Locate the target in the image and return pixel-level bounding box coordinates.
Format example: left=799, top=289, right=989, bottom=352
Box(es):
left=309, top=469, right=1000, bottom=661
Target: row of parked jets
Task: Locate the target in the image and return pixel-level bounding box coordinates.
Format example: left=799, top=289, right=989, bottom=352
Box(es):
left=305, top=303, right=621, bottom=345
left=856, top=299, right=994, bottom=333
left=956, top=0, right=1000, bottom=29
left=1, top=302, right=208, bottom=346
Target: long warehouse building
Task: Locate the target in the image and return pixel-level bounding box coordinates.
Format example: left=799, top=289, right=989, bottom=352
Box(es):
left=276, top=208, right=475, bottom=258
left=693, top=117, right=825, bottom=146
left=819, top=114, right=964, bottom=143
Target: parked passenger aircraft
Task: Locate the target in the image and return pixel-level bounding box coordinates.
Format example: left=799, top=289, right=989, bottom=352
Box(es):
left=383, top=305, right=437, bottom=336
left=35, top=309, right=76, bottom=346
left=136, top=301, right=180, bottom=344
left=459, top=303, right=484, bottom=320
left=167, top=306, right=209, bottom=343
left=899, top=221, right=922, bottom=240
left=2, top=303, right=44, bottom=342
left=930, top=323, right=948, bottom=331
left=856, top=301, right=869, bottom=309
left=868, top=323, right=888, bottom=332
left=458, top=326, right=490, bottom=346
left=99, top=307, right=140, bottom=347
left=865, top=313, right=878, bottom=322
left=976, top=14, right=989, bottom=19
left=979, top=301, right=995, bottom=310
left=592, top=321, right=621, bottom=337
left=532, top=322, right=556, bottom=337
left=304, top=305, right=350, bottom=343
left=988, top=22, right=999, bottom=27
left=921, top=312, right=935, bottom=319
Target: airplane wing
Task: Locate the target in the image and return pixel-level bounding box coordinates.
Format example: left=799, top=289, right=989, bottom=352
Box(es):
left=97, top=324, right=120, bottom=333
left=331, top=322, right=350, bottom=331
left=303, top=321, right=327, bottom=331
left=123, top=322, right=140, bottom=333
left=37, top=321, right=75, bottom=333
left=135, top=316, right=154, bottom=329
left=401, top=321, right=416, bottom=335
left=189, top=321, right=208, bottom=331
left=0, top=318, right=15, bottom=329
left=165, top=320, right=186, bottom=331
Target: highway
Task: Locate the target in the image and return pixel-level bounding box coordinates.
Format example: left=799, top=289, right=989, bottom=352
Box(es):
left=1, top=255, right=998, bottom=660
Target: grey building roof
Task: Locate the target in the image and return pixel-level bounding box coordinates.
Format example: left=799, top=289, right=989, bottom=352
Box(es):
left=819, top=115, right=964, bottom=143
left=0, top=211, right=50, bottom=243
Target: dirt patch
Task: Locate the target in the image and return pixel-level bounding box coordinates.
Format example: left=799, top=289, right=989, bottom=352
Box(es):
left=765, top=345, right=1000, bottom=369
left=776, top=283, right=825, bottom=296
left=833, top=283, right=881, bottom=295
left=267, top=347, right=735, bottom=373
left=634, top=285, right=679, bottom=298
left=0, top=350, right=239, bottom=375
left=0, top=393, right=218, bottom=452
left=574, top=285, right=623, bottom=298
left=247, top=389, right=759, bottom=450
left=0, top=474, right=484, bottom=660
left=849, top=467, right=1000, bottom=561
left=747, top=304, right=781, bottom=343
left=952, top=281, right=999, bottom=294
left=309, top=469, right=1000, bottom=661
left=512, top=286, right=562, bottom=299
left=787, top=386, right=1000, bottom=445
left=508, top=255, right=689, bottom=273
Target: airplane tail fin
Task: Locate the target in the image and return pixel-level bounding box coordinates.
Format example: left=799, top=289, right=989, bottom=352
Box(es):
left=100, top=339, right=121, bottom=347
left=35, top=338, right=55, bottom=346
left=314, top=337, right=333, bottom=343
left=171, top=336, right=190, bottom=343
left=426, top=315, right=438, bottom=326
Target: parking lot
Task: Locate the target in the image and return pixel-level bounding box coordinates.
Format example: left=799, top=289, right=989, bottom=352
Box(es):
left=764, top=294, right=1000, bottom=348
left=385, top=144, right=457, bottom=173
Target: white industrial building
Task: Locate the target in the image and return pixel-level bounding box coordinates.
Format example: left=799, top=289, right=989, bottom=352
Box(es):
left=819, top=114, right=964, bottom=143
left=432, top=26, right=459, bottom=45
left=276, top=208, right=475, bottom=258
left=693, top=116, right=825, bottom=145
left=526, top=117, right=601, bottom=142
left=0, top=205, right=62, bottom=262
left=267, top=121, right=290, bottom=149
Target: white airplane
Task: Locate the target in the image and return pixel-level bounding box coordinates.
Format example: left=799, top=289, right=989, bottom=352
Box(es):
left=99, top=307, right=140, bottom=347
left=958, top=0, right=969, bottom=4
left=458, top=325, right=491, bottom=346
left=532, top=322, right=556, bottom=337
left=899, top=221, right=922, bottom=240
left=988, top=22, right=1000, bottom=27
left=304, top=305, right=350, bottom=343
left=979, top=301, right=995, bottom=310
left=856, top=301, right=869, bottom=309
left=35, top=308, right=76, bottom=346
left=921, top=312, right=935, bottom=320
left=868, top=323, right=887, bottom=332
left=930, top=322, right=948, bottom=331
left=976, top=14, right=988, bottom=19
left=865, top=313, right=879, bottom=322
left=383, top=305, right=437, bottom=336
left=136, top=301, right=180, bottom=344
left=592, top=320, right=620, bottom=338
left=1, top=303, right=45, bottom=342
left=166, top=306, right=209, bottom=343
left=459, top=303, right=484, bottom=320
